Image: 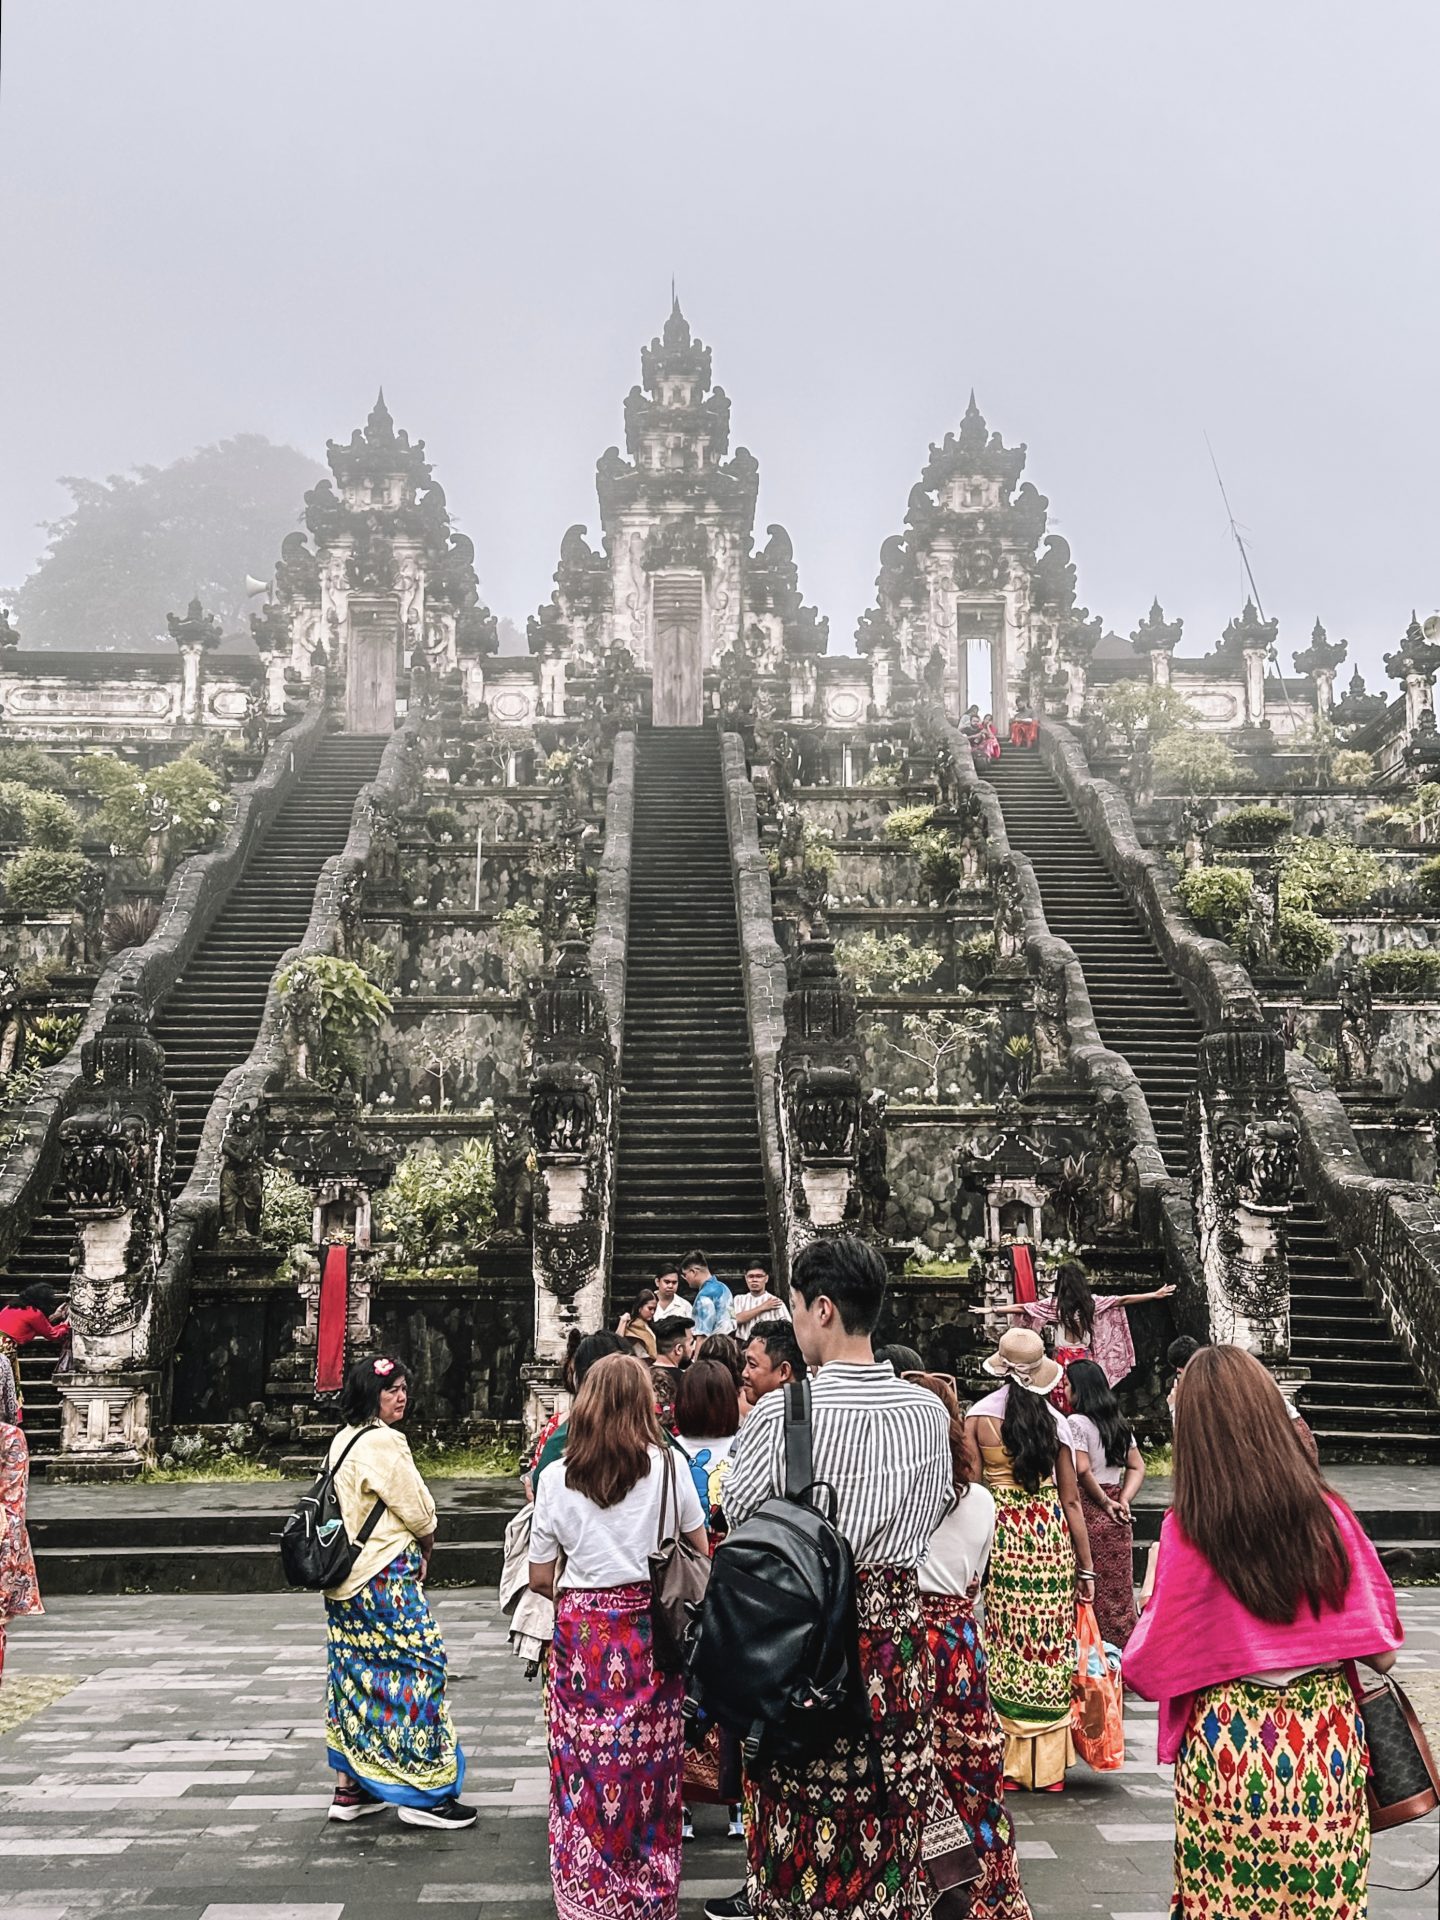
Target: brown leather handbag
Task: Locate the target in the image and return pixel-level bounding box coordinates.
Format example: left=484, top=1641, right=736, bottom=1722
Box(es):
left=648, top=1448, right=711, bottom=1675
left=1357, top=1672, right=1440, bottom=1831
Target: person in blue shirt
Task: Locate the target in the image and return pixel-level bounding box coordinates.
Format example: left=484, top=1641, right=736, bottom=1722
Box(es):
left=681, top=1249, right=736, bottom=1338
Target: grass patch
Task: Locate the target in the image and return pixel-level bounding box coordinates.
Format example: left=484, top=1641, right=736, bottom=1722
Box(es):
left=139, top=1455, right=283, bottom=1484
left=1142, top=1441, right=1173, bottom=1479
left=412, top=1439, right=521, bottom=1480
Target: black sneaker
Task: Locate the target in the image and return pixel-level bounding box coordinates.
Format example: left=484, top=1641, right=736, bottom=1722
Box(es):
left=703, top=1893, right=753, bottom=1920
left=397, top=1797, right=479, bottom=1830
left=327, top=1785, right=385, bottom=1823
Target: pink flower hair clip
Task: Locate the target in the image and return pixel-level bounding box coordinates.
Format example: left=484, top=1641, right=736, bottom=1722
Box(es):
left=373, top=1357, right=396, bottom=1377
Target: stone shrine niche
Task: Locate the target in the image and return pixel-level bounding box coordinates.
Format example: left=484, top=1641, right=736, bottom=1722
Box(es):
left=651, top=571, right=705, bottom=726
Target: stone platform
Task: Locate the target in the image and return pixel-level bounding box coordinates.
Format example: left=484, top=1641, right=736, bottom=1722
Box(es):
left=26, top=1463, right=1440, bottom=1595
left=1, top=1586, right=1437, bottom=1919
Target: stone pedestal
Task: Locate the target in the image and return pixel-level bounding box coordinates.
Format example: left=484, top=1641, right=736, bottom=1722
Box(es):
left=57, top=1373, right=157, bottom=1472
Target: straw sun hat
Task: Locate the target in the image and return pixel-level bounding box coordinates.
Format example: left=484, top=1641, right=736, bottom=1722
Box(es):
left=980, top=1327, right=1062, bottom=1396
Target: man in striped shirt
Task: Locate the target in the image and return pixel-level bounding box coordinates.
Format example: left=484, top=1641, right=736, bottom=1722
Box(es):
left=712, top=1236, right=953, bottom=1920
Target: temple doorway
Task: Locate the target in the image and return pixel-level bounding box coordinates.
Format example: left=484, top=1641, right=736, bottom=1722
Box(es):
left=347, top=601, right=399, bottom=733
left=651, top=570, right=704, bottom=727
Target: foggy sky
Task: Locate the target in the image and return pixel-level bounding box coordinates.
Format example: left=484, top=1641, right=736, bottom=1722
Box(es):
left=2, top=1, right=1437, bottom=680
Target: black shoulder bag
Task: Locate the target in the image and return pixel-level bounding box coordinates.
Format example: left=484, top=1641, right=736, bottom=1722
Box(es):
left=279, top=1428, right=386, bottom=1592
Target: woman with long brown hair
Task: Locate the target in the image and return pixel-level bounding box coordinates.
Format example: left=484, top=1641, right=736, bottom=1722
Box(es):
left=913, top=1371, right=1032, bottom=1920
left=530, top=1352, right=707, bottom=1920
left=1125, top=1345, right=1402, bottom=1919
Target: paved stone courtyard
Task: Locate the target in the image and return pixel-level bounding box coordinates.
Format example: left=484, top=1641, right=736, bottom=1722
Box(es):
left=1, top=1589, right=1436, bottom=1920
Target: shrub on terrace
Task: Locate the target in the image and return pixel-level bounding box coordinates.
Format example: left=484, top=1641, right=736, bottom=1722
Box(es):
left=77, top=750, right=224, bottom=855
left=1279, top=838, right=1384, bottom=916
left=1273, top=907, right=1338, bottom=977
left=1363, top=949, right=1440, bottom=996
left=0, top=783, right=80, bottom=850
left=1095, top=682, right=1196, bottom=743
left=0, top=745, right=66, bottom=789
left=835, top=930, right=943, bottom=994
left=260, top=1165, right=315, bottom=1247
left=275, top=953, right=392, bottom=1089
left=3, top=848, right=95, bottom=913
left=1417, top=856, right=1440, bottom=910
left=882, top=804, right=938, bottom=842
left=1216, top=805, right=1292, bottom=849
left=103, top=899, right=160, bottom=953
left=911, top=829, right=968, bottom=902
left=1331, top=749, right=1375, bottom=787
left=377, top=1138, right=496, bottom=1267
left=1173, top=865, right=1254, bottom=945
left=1151, top=729, right=1239, bottom=793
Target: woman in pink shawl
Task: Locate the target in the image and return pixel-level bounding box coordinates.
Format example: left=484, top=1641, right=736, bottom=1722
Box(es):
left=982, top=1262, right=1176, bottom=1410
left=0, top=1372, right=43, bottom=1684
left=1124, top=1346, right=1401, bottom=1920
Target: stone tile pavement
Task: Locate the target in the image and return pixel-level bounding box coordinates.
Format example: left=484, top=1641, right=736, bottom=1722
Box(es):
left=1, top=1588, right=1436, bottom=1918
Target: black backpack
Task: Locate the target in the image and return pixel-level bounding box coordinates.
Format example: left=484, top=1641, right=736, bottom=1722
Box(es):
left=279, top=1428, right=386, bottom=1591
left=685, top=1380, right=864, bottom=1767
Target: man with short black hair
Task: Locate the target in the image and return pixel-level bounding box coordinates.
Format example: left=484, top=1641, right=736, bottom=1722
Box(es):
left=650, top=1314, right=693, bottom=1428
left=741, top=1320, right=806, bottom=1406
left=654, top=1258, right=693, bottom=1325
left=733, top=1257, right=789, bottom=1329
left=716, top=1236, right=952, bottom=1920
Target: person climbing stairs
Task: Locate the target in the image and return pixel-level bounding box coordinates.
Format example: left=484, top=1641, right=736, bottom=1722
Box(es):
left=2, top=732, right=387, bottom=1466
left=611, top=727, right=772, bottom=1303
left=986, top=743, right=1440, bottom=1461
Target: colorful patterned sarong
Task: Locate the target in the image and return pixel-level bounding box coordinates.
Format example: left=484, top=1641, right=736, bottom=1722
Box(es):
left=922, top=1592, right=1032, bottom=1919
left=1078, top=1487, right=1136, bottom=1651
left=548, top=1581, right=684, bottom=1920
left=1171, top=1669, right=1369, bottom=1918
left=0, top=1423, right=41, bottom=1683
left=745, top=1563, right=936, bottom=1919
left=325, top=1547, right=464, bottom=1807
left=984, top=1484, right=1076, bottom=1790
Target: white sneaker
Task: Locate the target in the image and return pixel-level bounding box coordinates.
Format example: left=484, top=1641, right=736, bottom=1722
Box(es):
left=328, top=1786, right=385, bottom=1823
left=397, top=1798, right=478, bottom=1830
left=682, top=1808, right=696, bottom=1841
left=727, top=1811, right=745, bottom=1839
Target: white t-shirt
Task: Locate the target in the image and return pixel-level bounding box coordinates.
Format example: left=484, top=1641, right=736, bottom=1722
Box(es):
left=656, top=1294, right=694, bottom=1323
left=1067, top=1412, right=1125, bottom=1487
left=531, top=1444, right=704, bottom=1592
left=918, top=1483, right=997, bottom=1597
left=735, top=1292, right=791, bottom=1324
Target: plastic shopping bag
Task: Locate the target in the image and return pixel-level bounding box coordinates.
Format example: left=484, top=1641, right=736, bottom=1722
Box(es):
left=1071, top=1599, right=1125, bottom=1772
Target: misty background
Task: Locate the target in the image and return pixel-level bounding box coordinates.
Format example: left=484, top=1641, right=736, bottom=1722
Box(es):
left=1, top=1, right=1436, bottom=675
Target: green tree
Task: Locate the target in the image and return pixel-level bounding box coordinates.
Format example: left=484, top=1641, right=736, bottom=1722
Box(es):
left=15, top=436, right=322, bottom=650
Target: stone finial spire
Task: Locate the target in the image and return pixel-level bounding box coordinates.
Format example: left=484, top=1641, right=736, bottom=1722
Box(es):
left=662, top=291, right=691, bottom=349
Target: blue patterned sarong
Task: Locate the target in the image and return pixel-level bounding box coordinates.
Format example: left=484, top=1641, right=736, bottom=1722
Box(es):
left=325, top=1547, right=465, bottom=1808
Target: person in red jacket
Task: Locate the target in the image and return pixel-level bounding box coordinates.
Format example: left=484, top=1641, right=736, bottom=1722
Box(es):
left=0, top=1284, right=70, bottom=1421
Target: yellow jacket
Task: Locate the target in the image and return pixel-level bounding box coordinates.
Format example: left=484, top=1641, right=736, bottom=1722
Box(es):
left=322, top=1422, right=438, bottom=1602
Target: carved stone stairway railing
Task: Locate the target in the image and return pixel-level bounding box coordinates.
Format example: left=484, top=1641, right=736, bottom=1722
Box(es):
left=0, top=692, right=331, bottom=1277
left=522, top=731, right=633, bottom=1432
left=149, top=711, right=429, bottom=1349
left=919, top=701, right=1205, bottom=1309
left=1041, top=715, right=1440, bottom=1407
left=721, top=733, right=790, bottom=1280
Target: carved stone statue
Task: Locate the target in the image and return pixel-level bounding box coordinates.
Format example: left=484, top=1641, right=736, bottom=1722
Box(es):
left=855, top=1088, right=890, bottom=1239
left=219, top=1101, right=265, bottom=1241
left=993, top=866, right=1026, bottom=965
left=1031, top=961, right=1068, bottom=1081
left=491, top=1114, right=533, bottom=1243
left=1335, top=964, right=1377, bottom=1089
left=1089, top=1090, right=1139, bottom=1236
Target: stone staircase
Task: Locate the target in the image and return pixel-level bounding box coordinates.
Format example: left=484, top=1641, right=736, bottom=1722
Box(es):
left=611, top=726, right=772, bottom=1300
left=3, top=733, right=388, bottom=1467
left=986, top=744, right=1440, bottom=1461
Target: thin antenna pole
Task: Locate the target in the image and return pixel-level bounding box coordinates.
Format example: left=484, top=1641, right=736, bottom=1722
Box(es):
left=1204, top=431, right=1300, bottom=732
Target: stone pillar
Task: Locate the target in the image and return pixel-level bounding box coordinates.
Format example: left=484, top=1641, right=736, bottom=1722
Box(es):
left=1311, top=665, right=1335, bottom=715
left=1064, top=657, right=1086, bottom=724
left=1243, top=648, right=1267, bottom=728
left=871, top=649, right=892, bottom=718
left=55, top=994, right=176, bottom=1471
left=526, top=926, right=615, bottom=1437
left=1405, top=672, right=1431, bottom=737
left=1149, top=648, right=1172, bottom=688
left=1190, top=1029, right=1299, bottom=1367
left=178, top=644, right=204, bottom=726
left=540, top=653, right=566, bottom=719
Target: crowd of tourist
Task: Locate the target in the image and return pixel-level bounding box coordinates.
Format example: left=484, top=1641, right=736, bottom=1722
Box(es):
left=0, top=1253, right=1412, bottom=1920
left=513, top=1240, right=1406, bottom=1920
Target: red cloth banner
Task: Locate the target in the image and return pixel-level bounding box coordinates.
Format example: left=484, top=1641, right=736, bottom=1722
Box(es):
left=315, top=1244, right=349, bottom=1393
left=1009, top=1243, right=1037, bottom=1304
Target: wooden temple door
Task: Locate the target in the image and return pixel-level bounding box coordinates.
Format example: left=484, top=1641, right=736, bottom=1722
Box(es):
left=346, top=599, right=399, bottom=734
left=651, top=571, right=704, bottom=727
